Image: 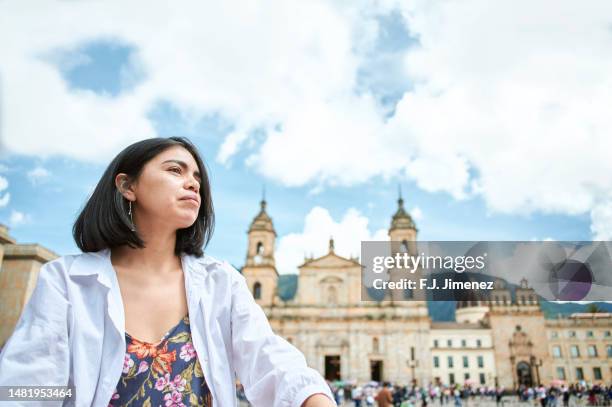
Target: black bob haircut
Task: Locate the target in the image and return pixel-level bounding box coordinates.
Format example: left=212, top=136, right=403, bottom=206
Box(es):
left=73, top=137, right=214, bottom=257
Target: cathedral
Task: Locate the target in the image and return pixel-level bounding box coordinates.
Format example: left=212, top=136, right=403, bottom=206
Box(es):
left=241, top=194, right=431, bottom=385
left=239, top=196, right=612, bottom=388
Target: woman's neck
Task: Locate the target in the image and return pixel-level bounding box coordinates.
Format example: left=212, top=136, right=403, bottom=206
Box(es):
left=111, top=226, right=181, bottom=277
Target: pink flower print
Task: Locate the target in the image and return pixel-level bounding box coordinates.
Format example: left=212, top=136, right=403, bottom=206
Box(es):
left=179, top=342, right=196, bottom=362
left=172, top=374, right=187, bottom=392
left=122, top=354, right=134, bottom=374
left=164, top=390, right=184, bottom=407
left=107, top=388, right=119, bottom=406
left=155, top=373, right=171, bottom=391
left=137, top=360, right=148, bottom=375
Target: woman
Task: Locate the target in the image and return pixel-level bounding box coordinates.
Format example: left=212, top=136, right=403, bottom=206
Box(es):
left=0, top=137, right=335, bottom=407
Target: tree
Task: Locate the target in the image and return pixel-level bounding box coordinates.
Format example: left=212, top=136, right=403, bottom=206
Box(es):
left=586, top=303, right=602, bottom=313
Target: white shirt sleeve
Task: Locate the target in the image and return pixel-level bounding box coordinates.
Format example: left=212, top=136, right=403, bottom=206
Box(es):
left=226, top=262, right=336, bottom=407
left=0, top=260, right=71, bottom=405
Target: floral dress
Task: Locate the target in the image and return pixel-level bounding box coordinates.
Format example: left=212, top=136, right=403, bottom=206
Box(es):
left=108, top=314, right=213, bottom=407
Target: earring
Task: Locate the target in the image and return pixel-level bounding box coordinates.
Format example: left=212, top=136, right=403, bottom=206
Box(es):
left=128, top=200, right=136, bottom=232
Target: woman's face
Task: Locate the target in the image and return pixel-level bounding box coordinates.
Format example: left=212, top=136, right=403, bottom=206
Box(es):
left=129, top=145, right=202, bottom=231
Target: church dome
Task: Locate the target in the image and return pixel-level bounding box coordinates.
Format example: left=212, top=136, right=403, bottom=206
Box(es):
left=390, top=196, right=417, bottom=232
left=249, top=199, right=277, bottom=235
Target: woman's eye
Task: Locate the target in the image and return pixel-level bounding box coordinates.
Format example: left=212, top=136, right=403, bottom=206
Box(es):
left=170, top=167, right=181, bottom=174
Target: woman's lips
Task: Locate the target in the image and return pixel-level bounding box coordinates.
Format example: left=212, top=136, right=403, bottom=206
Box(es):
left=179, top=197, right=200, bottom=206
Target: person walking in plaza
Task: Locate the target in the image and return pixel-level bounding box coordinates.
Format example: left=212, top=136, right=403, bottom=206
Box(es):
left=562, top=385, right=570, bottom=407
left=392, top=385, right=403, bottom=407
left=453, top=386, right=462, bottom=407
left=537, top=384, right=548, bottom=407
left=375, top=382, right=394, bottom=407
left=351, top=385, right=364, bottom=407
left=0, top=137, right=336, bottom=407
left=495, top=386, right=504, bottom=406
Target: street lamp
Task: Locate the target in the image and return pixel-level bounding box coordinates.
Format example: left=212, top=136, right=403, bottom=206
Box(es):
left=408, top=360, right=419, bottom=386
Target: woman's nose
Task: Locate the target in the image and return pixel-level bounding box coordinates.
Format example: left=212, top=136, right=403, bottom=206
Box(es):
left=186, top=177, right=199, bottom=192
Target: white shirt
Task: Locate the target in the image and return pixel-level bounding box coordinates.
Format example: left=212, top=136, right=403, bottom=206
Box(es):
left=0, top=248, right=335, bottom=407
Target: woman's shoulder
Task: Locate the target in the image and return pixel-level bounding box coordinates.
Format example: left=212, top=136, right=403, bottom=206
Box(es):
left=29, top=253, right=91, bottom=297
left=39, top=252, right=83, bottom=275
left=187, top=253, right=241, bottom=278
left=43, top=250, right=105, bottom=275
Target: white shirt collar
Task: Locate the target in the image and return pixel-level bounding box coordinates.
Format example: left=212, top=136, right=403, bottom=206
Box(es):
left=68, top=247, right=212, bottom=338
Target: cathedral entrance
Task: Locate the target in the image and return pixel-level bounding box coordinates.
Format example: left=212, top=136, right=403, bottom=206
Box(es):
left=325, top=355, right=341, bottom=381
left=370, top=360, right=383, bottom=382
left=516, top=361, right=533, bottom=387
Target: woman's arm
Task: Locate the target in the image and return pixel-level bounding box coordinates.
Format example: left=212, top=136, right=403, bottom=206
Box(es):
left=0, top=261, right=71, bottom=393
left=302, top=393, right=336, bottom=407
left=226, top=262, right=336, bottom=407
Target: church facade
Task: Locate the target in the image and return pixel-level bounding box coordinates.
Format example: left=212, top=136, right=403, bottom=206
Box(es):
left=240, top=197, right=612, bottom=388
left=241, top=196, right=431, bottom=385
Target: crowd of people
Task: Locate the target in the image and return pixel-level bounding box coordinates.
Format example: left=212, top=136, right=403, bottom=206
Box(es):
left=235, top=380, right=612, bottom=406
left=516, top=383, right=612, bottom=407
left=323, top=381, right=612, bottom=407
left=327, top=381, right=502, bottom=407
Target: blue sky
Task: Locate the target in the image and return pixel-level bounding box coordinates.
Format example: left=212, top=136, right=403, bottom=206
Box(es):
left=0, top=1, right=607, bottom=274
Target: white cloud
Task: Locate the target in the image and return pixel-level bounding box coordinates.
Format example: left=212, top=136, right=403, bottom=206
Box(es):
left=27, top=166, right=51, bottom=185
left=0, top=194, right=9, bottom=208
left=410, top=206, right=423, bottom=222
left=0, top=175, right=9, bottom=208
left=0, top=1, right=373, bottom=162
left=1, top=0, right=612, bottom=238
left=275, top=206, right=388, bottom=274
left=9, top=210, right=29, bottom=226
left=217, top=129, right=249, bottom=166
left=591, top=200, right=612, bottom=240
left=529, top=237, right=556, bottom=242
left=386, top=0, right=612, bottom=219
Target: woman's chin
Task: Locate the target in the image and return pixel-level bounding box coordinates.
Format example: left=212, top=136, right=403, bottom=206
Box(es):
left=174, top=217, right=198, bottom=230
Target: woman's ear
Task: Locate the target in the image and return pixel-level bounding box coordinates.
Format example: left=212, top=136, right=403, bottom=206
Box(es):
left=115, top=173, right=136, bottom=201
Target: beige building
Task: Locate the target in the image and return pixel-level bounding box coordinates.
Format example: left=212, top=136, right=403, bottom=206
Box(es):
left=429, top=321, right=496, bottom=387
left=1, top=196, right=611, bottom=388
left=546, top=313, right=612, bottom=384
left=0, top=224, right=57, bottom=347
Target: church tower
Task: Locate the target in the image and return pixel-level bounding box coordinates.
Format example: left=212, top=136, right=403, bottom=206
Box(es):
left=387, top=186, right=425, bottom=302
left=241, top=192, right=278, bottom=307
left=388, top=186, right=418, bottom=246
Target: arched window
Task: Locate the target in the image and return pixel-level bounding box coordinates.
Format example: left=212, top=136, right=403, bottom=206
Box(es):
left=256, top=241, right=264, bottom=255
left=327, top=286, right=337, bottom=305
left=373, top=337, right=380, bottom=353
left=253, top=281, right=262, bottom=299
left=400, top=240, right=409, bottom=253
